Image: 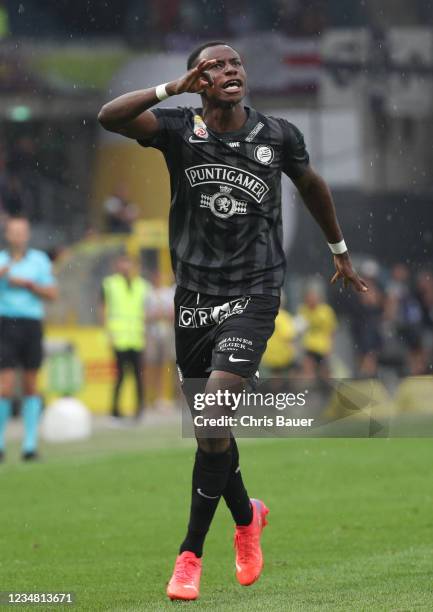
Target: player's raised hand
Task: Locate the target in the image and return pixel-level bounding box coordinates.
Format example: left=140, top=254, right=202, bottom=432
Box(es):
left=0, top=265, right=9, bottom=277
left=330, top=252, right=368, bottom=292
left=170, top=59, right=217, bottom=95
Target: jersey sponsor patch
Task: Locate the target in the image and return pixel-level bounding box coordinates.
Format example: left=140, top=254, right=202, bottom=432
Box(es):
left=245, top=121, right=264, bottom=142
left=178, top=297, right=250, bottom=328
left=193, top=114, right=208, bottom=139
left=185, top=164, right=269, bottom=204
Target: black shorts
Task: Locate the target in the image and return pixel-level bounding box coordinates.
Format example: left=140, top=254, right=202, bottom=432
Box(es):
left=174, top=286, right=279, bottom=381
left=0, top=316, right=43, bottom=370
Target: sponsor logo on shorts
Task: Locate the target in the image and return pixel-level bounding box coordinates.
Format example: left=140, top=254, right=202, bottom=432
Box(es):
left=229, top=354, right=250, bottom=362
left=178, top=297, right=250, bottom=328
left=217, top=336, right=254, bottom=353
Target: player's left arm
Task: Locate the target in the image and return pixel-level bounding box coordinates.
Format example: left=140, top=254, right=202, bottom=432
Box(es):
left=293, top=166, right=368, bottom=293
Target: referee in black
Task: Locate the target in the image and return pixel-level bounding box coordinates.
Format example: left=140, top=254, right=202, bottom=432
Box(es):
left=98, top=41, right=368, bottom=600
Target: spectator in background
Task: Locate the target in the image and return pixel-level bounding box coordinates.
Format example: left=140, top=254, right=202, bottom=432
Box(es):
left=416, top=269, right=433, bottom=371
left=384, top=263, right=425, bottom=375
left=0, top=175, right=32, bottom=217
left=261, top=301, right=298, bottom=375
left=0, top=216, right=58, bottom=461
left=145, top=271, right=175, bottom=411
left=0, top=1, right=9, bottom=39
left=348, top=261, right=384, bottom=377
left=0, top=143, right=7, bottom=226
left=298, top=284, right=337, bottom=379
left=100, top=254, right=152, bottom=419
left=299, top=1, right=327, bottom=36
left=103, top=183, right=138, bottom=234
left=416, top=270, right=433, bottom=331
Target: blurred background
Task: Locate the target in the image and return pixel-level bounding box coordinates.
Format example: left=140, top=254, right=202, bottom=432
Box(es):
left=0, top=0, right=433, bottom=418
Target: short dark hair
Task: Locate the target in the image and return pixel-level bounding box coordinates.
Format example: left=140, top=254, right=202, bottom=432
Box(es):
left=187, top=40, right=237, bottom=69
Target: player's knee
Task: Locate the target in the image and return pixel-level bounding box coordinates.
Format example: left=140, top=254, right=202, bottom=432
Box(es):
left=206, top=371, right=244, bottom=396
left=197, top=437, right=231, bottom=454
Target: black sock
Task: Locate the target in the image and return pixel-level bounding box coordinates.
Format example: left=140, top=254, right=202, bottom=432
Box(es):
left=180, top=446, right=232, bottom=557
left=222, top=437, right=253, bottom=526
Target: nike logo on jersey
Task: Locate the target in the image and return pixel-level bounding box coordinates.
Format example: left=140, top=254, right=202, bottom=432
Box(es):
left=229, top=355, right=250, bottom=363
left=188, top=136, right=208, bottom=143
left=197, top=488, right=220, bottom=500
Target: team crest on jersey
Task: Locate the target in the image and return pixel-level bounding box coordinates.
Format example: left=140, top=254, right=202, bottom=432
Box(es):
left=200, top=186, right=247, bottom=219
left=193, top=114, right=208, bottom=139
left=254, top=145, right=274, bottom=165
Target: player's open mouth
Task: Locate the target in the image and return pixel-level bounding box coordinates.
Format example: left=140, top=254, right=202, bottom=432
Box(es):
left=222, top=79, right=242, bottom=93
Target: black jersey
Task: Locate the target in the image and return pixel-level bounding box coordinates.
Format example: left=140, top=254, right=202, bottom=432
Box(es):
left=139, top=106, right=309, bottom=296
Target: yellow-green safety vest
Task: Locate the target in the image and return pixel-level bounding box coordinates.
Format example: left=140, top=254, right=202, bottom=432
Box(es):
left=0, top=8, right=9, bottom=38
left=103, top=274, right=150, bottom=350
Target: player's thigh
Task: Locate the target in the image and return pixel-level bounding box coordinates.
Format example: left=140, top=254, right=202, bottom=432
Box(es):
left=211, top=294, right=280, bottom=378
left=174, top=288, right=214, bottom=379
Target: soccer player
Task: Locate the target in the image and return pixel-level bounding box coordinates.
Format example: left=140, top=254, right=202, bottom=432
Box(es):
left=98, top=41, right=368, bottom=600
left=0, top=216, right=58, bottom=461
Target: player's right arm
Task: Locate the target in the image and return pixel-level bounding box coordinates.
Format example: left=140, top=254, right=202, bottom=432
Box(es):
left=97, top=59, right=216, bottom=140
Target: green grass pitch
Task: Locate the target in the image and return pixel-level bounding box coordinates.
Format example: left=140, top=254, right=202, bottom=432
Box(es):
left=1, top=426, right=433, bottom=611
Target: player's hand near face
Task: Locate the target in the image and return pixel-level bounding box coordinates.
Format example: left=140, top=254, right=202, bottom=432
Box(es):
left=168, top=59, right=216, bottom=95
left=98, top=59, right=216, bottom=140
left=331, top=252, right=368, bottom=292
left=0, top=265, right=9, bottom=277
